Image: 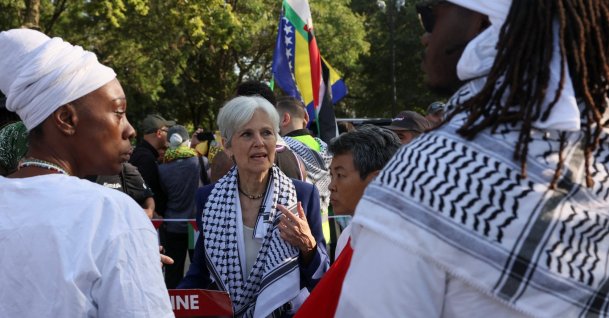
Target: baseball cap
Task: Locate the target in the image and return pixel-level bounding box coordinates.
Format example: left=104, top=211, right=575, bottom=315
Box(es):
left=384, top=111, right=431, bottom=133
left=141, top=114, right=175, bottom=134
left=426, top=101, right=445, bottom=115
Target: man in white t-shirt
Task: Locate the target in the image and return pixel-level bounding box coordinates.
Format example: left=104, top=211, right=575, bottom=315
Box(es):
left=0, top=29, right=173, bottom=317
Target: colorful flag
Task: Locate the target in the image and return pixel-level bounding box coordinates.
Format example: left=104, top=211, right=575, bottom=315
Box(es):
left=152, top=219, right=199, bottom=249
left=188, top=220, right=199, bottom=250
left=272, top=0, right=347, bottom=143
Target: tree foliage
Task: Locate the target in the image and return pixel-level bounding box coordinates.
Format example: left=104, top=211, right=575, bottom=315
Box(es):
left=346, top=0, right=443, bottom=118
left=1, top=0, right=441, bottom=129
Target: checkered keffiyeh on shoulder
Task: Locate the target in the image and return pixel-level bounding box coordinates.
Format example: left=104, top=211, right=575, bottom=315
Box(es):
left=202, top=165, right=301, bottom=317
left=283, top=136, right=331, bottom=211
left=353, top=81, right=609, bottom=317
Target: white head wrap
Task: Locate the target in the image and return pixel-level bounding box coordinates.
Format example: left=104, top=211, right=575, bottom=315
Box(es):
left=0, top=29, right=116, bottom=131
left=447, top=0, right=580, bottom=131
left=169, top=133, right=189, bottom=149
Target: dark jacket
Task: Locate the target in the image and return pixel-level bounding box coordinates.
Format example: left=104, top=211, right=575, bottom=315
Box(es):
left=178, top=179, right=329, bottom=293
left=129, top=139, right=167, bottom=214
left=158, top=156, right=200, bottom=233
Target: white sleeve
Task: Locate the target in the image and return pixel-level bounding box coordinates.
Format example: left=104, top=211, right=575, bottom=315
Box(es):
left=92, top=229, right=174, bottom=318
left=335, top=223, right=447, bottom=318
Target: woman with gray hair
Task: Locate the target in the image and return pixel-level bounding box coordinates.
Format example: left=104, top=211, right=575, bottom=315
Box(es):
left=179, top=95, right=329, bottom=317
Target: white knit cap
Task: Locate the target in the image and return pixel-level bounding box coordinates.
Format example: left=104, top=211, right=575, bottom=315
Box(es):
left=0, top=29, right=116, bottom=131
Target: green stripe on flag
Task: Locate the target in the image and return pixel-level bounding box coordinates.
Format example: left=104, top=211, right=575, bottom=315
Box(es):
left=283, top=3, right=308, bottom=39
left=188, top=223, right=196, bottom=249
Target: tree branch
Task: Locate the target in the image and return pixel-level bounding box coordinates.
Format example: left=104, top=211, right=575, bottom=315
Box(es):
left=44, top=0, right=68, bottom=33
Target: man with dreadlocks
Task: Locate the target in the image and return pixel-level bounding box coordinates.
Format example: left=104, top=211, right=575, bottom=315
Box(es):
left=336, top=0, right=609, bottom=317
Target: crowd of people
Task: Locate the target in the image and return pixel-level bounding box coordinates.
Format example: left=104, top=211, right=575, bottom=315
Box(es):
left=1, top=0, right=608, bottom=317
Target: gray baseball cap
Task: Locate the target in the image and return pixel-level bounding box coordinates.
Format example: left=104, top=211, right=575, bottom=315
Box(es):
left=141, top=114, right=175, bottom=134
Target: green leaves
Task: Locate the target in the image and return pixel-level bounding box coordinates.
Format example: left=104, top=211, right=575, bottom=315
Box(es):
left=0, top=0, right=442, bottom=128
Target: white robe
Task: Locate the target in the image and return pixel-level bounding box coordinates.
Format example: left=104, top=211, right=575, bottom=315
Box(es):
left=335, top=211, right=530, bottom=318
left=335, top=95, right=609, bottom=317
left=0, top=174, right=173, bottom=317
left=334, top=223, right=351, bottom=261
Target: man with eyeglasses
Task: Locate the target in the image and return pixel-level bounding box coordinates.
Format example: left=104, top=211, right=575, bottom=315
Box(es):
left=130, top=113, right=175, bottom=217
left=337, top=0, right=609, bottom=317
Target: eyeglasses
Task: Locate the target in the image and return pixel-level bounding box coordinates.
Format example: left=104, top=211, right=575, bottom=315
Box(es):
left=415, top=1, right=445, bottom=33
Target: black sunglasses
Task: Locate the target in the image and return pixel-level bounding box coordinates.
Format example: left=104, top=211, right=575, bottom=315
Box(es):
left=415, top=1, right=446, bottom=33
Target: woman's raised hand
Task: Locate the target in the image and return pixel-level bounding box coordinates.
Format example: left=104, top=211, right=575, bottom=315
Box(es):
left=277, top=202, right=316, bottom=264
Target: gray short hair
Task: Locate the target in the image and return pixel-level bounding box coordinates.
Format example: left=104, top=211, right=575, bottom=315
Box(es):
left=217, top=95, right=280, bottom=148
left=329, top=125, right=401, bottom=180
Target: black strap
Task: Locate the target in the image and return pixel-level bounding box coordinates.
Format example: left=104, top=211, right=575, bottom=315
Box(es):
left=198, top=156, right=210, bottom=185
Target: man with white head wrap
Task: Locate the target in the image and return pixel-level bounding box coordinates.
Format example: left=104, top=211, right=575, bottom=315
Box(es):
left=336, top=0, right=609, bottom=317
left=0, top=29, right=173, bottom=317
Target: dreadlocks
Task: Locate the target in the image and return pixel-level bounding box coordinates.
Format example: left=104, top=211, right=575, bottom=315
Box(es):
left=447, top=0, right=609, bottom=189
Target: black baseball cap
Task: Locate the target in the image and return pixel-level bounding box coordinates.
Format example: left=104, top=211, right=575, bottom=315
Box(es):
left=384, top=111, right=431, bottom=133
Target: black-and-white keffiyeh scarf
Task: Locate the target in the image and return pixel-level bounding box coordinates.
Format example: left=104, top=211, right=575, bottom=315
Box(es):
left=354, top=80, right=609, bottom=317
left=283, top=136, right=331, bottom=211
left=203, top=165, right=300, bottom=317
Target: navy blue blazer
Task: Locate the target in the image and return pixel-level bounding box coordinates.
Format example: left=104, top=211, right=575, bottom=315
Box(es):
left=178, top=179, right=329, bottom=291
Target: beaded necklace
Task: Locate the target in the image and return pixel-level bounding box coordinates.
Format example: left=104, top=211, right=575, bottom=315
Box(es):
left=238, top=186, right=265, bottom=200
left=18, top=158, right=70, bottom=176
left=237, top=173, right=267, bottom=200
